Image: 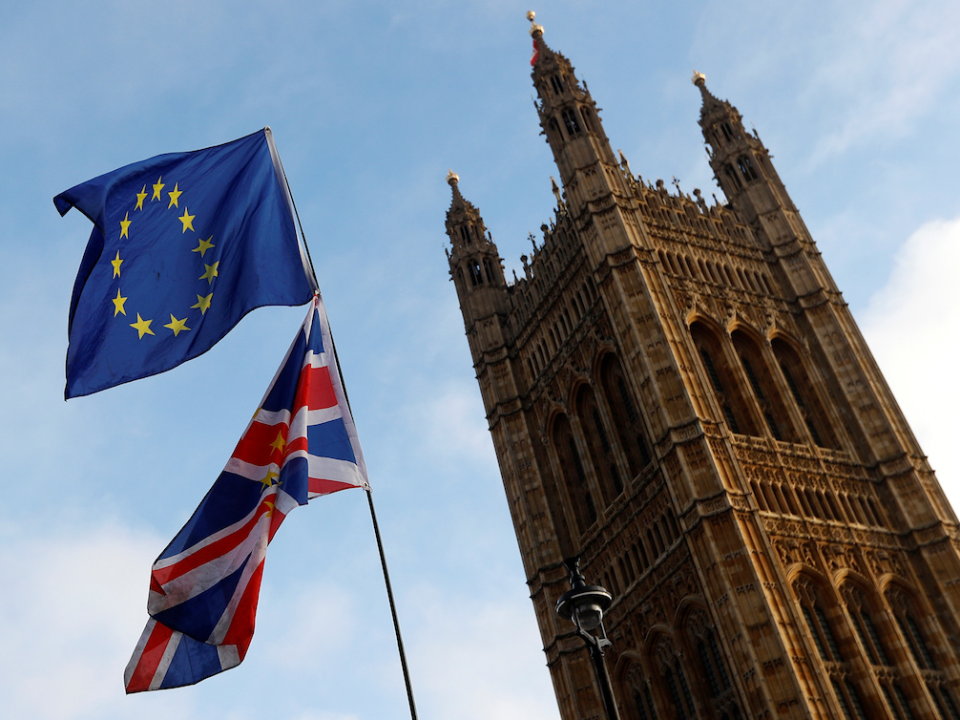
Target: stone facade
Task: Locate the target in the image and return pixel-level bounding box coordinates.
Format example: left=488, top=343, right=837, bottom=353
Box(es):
left=443, top=18, right=960, bottom=720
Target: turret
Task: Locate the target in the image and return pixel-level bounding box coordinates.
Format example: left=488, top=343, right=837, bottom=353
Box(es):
left=444, top=171, right=511, bottom=329
left=526, top=11, right=637, bottom=259
left=529, top=13, right=618, bottom=187
left=694, top=71, right=795, bottom=229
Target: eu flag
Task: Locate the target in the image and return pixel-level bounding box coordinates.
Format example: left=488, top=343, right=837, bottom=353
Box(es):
left=55, top=128, right=316, bottom=398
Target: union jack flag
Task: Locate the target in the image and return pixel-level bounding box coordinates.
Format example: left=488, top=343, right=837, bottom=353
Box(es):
left=124, top=295, right=368, bottom=692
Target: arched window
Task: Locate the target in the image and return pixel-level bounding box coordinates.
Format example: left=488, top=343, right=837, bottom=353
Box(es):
left=691, top=323, right=757, bottom=436
left=598, top=353, right=651, bottom=478
left=468, top=260, right=483, bottom=286
left=686, top=609, right=736, bottom=708
left=622, top=661, right=660, bottom=720
left=794, top=578, right=843, bottom=663
left=482, top=257, right=497, bottom=286
left=576, top=384, right=624, bottom=504
left=552, top=414, right=596, bottom=535
left=720, top=122, right=734, bottom=143
left=841, top=585, right=893, bottom=666
left=771, top=338, right=839, bottom=448
left=653, top=637, right=697, bottom=720
left=732, top=330, right=798, bottom=442
left=886, top=588, right=937, bottom=670
left=737, top=155, right=759, bottom=182
left=549, top=75, right=565, bottom=95
left=581, top=106, right=595, bottom=133
left=561, top=108, right=582, bottom=136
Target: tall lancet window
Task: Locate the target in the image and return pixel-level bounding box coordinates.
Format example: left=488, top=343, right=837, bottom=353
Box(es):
left=552, top=414, right=596, bottom=535
left=561, top=108, right=582, bottom=136
left=691, top=322, right=757, bottom=436
left=598, top=353, right=651, bottom=479
left=731, top=330, right=797, bottom=442
left=576, top=384, right=623, bottom=504
left=771, top=337, right=839, bottom=449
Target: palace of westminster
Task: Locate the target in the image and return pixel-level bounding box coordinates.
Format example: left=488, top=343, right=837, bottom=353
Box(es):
left=443, top=13, right=960, bottom=720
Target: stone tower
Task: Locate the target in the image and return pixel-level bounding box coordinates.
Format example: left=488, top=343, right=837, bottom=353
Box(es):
left=444, top=14, right=960, bottom=720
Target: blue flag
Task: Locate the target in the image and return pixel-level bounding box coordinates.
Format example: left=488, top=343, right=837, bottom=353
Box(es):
left=55, top=128, right=317, bottom=398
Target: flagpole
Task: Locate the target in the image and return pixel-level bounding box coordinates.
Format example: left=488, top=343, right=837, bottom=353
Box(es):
left=366, top=488, right=419, bottom=720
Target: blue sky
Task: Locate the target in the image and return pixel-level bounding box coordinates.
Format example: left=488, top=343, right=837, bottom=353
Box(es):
left=3, top=1, right=960, bottom=718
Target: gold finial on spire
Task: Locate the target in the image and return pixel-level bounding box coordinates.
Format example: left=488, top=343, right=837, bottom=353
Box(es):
left=527, top=10, right=543, bottom=36
left=446, top=169, right=460, bottom=186
left=692, top=70, right=707, bottom=87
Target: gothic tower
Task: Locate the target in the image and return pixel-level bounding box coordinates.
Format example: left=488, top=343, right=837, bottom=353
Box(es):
left=444, top=14, right=960, bottom=720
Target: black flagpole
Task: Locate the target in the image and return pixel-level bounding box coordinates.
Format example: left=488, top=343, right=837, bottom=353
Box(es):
left=272, top=137, right=418, bottom=719
left=366, top=489, right=419, bottom=720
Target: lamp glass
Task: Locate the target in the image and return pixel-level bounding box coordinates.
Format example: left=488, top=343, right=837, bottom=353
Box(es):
left=575, top=601, right=604, bottom=631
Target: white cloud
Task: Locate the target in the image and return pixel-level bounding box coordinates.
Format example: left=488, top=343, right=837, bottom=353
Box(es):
left=804, top=0, right=960, bottom=164
left=0, top=517, right=195, bottom=720
left=406, top=588, right=558, bottom=720
left=861, top=215, right=960, bottom=500
left=259, top=581, right=357, bottom=671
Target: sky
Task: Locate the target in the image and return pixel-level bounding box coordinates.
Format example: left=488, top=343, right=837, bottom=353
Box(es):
left=2, top=0, right=960, bottom=718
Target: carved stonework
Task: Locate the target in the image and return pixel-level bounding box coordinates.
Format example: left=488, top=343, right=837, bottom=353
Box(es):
left=444, top=23, right=960, bottom=720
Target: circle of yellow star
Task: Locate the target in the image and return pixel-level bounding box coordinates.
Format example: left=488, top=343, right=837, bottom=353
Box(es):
left=119, top=211, right=131, bottom=239
left=111, top=289, right=127, bottom=316
left=167, top=183, right=182, bottom=208
left=179, top=208, right=195, bottom=233
left=199, top=261, right=219, bottom=284
left=192, top=236, right=215, bottom=257
left=135, top=185, right=148, bottom=211
left=191, top=292, right=213, bottom=314
left=151, top=176, right=165, bottom=201
left=111, top=250, right=123, bottom=278
left=163, top=314, right=191, bottom=337
left=130, top=314, right=155, bottom=339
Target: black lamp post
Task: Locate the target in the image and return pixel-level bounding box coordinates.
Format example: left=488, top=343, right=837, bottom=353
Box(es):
left=555, top=557, right=622, bottom=720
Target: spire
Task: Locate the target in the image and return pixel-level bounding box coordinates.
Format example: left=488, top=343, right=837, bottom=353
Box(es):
left=525, top=11, right=619, bottom=205
left=692, top=70, right=725, bottom=117
left=446, top=169, right=467, bottom=213
left=526, top=10, right=550, bottom=67
left=443, top=173, right=510, bottom=321
left=693, top=76, right=797, bottom=224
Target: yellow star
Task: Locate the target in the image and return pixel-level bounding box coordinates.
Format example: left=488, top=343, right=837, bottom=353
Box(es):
left=192, top=235, right=215, bottom=257
left=135, top=185, right=148, bottom=211
left=263, top=499, right=276, bottom=517
left=130, top=314, right=154, bottom=339
left=199, top=261, right=219, bottom=284
left=119, top=211, right=131, bottom=239
left=179, top=208, right=195, bottom=233
left=152, top=176, right=165, bottom=201
left=111, top=289, right=127, bottom=316
left=163, top=314, right=191, bottom=336
left=167, top=183, right=182, bottom=208
left=191, top=292, right=213, bottom=314
left=270, top=431, right=287, bottom=453
left=110, top=250, right=123, bottom=278
left=259, top=469, right=279, bottom=489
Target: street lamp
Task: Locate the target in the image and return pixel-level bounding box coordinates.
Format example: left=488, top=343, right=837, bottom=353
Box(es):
left=555, top=557, right=622, bottom=720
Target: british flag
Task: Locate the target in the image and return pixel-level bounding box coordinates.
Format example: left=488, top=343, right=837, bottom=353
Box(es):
left=124, top=295, right=368, bottom=692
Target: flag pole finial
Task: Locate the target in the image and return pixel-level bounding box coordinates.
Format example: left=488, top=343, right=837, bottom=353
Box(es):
left=527, top=10, right=543, bottom=36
